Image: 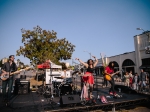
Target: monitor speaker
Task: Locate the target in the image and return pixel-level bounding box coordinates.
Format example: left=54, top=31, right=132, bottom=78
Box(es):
left=60, top=95, right=80, bottom=106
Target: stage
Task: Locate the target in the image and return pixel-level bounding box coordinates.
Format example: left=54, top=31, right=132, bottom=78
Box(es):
left=0, top=87, right=150, bottom=112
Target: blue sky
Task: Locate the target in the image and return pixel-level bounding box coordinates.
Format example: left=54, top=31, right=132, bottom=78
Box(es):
left=0, top=0, right=150, bottom=65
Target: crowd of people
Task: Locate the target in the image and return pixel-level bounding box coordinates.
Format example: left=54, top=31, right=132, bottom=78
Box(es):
left=123, top=69, right=149, bottom=92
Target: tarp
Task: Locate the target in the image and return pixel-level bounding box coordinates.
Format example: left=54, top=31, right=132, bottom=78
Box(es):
left=51, top=64, right=62, bottom=68
left=37, top=62, right=50, bottom=69
left=37, top=61, right=62, bottom=69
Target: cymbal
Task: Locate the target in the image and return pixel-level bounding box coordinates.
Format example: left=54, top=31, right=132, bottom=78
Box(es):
left=54, top=77, right=64, bottom=79
left=49, top=74, right=61, bottom=76
left=72, top=71, right=82, bottom=75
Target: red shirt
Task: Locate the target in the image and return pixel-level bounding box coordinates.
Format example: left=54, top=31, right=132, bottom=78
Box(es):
left=105, top=66, right=114, bottom=74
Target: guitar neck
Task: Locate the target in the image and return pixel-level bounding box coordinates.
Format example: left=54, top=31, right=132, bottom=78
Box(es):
left=9, top=67, right=31, bottom=76
left=110, top=71, right=120, bottom=77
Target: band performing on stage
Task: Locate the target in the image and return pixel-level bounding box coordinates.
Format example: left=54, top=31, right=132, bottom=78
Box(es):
left=0, top=54, right=150, bottom=111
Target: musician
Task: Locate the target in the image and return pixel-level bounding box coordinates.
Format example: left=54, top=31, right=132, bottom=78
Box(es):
left=1, top=55, right=17, bottom=103
left=75, top=56, right=98, bottom=101
left=104, top=61, right=117, bottom=96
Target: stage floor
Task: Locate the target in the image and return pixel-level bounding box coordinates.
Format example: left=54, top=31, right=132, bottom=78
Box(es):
left=0, top=87, right=150, bottom=112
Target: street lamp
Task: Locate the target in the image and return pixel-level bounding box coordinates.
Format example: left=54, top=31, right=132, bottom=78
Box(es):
left=136, top=28, right=150, bottom=42
left=83, top=50, right=91, bottom=59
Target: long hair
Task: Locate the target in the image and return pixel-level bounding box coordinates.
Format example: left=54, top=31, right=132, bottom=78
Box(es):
left=108, top=61, right=114, bottom=69
left=87, top=59, right=94, bottom=67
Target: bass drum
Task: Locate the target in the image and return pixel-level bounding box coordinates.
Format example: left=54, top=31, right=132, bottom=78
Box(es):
left=59, top=83, right=72, bottom=95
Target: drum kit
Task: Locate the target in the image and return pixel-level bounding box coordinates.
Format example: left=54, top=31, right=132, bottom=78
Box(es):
left=52, top=76, right=73, bottom=97
left=37, top=73, right=74, bottom=97
left=36, top=70, right=83, bottom=109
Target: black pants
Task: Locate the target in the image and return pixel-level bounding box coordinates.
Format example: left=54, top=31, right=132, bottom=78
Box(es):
left=103, top=78, right=108, bottom=87
left=109, top=78, right=115, bottom=93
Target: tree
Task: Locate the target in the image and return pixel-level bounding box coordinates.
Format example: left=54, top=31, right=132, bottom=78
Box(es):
left=16, top=26, right=75, bottom=66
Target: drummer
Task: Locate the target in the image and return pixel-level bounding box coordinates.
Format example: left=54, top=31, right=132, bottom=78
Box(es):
left=61, top=70, right=73, bottom=88
left=61, top=70, right=67, bottom=79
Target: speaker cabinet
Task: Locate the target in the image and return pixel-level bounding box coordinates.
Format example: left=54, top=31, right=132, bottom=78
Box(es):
left=14, top=80, right=30, bottom=95
left=60, top=95, right=80, bottom=105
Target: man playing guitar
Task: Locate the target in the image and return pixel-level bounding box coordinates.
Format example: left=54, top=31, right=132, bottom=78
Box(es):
left=1, top=55, right=17, bottom=104
left=105, top=61, right=119, bottom=96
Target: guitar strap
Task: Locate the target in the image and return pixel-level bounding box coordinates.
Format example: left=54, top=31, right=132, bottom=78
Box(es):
left=8, top=62, right=11, bottom=78
left=9, top=62, right=14, bottom=78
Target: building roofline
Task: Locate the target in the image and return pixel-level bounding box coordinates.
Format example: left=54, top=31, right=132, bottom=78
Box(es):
left=107, top=51, right=135, bottom=58
left=134, top=31, right=150, bottom=37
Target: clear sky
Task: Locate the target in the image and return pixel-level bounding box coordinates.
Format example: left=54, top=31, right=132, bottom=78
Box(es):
left=0, top=0, right=150, bottom=66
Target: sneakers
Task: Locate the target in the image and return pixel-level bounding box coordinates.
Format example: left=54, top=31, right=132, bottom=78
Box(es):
left=109, top=91, right=116, bottom=96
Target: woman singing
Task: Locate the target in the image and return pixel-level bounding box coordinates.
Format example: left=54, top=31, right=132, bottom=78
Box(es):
left=75, top=56, right=98, bottom=101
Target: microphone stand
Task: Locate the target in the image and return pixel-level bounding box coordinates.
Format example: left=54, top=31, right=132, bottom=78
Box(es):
left=42, top=63, right=57, bottom=110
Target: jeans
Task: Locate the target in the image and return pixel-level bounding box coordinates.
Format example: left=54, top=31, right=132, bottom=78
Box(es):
left=140, top=81, right=146, bottom=88
left=2, top=77, right=13, bottom=101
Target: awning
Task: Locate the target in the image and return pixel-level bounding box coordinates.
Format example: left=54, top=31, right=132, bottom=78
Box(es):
left=139, top=65, right=150, bottom=69
left=37, top=62, right=50, bottom=69
left=37, top=62, right=62, bottom=69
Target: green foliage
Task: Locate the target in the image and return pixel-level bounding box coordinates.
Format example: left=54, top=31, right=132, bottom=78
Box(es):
left=16, top=26, right=75, bottom=66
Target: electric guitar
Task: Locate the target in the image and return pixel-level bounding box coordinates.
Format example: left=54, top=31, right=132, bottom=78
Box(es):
left=0, top=67, right=31, bottom=81
left=104, top=71, right=120, bottom=81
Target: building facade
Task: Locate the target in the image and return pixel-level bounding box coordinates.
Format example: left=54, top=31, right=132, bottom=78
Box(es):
left=95, top=31, right=150, bottom=76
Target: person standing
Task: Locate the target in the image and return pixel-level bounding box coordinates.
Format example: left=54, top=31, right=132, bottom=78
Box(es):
left=124, top=72, right=130, bottom=87
left=129, top=71, right=133, bottom=88
left=75, top=56, right=98, bottom=101
left=104, top=62, right=119, bottom=96
left=1, top=55, right=17, bottom=103
left=139, top=69, right=147, bottom=92
left=132, top=73, right=139, bottom=90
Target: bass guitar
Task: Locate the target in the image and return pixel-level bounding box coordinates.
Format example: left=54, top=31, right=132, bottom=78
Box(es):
left=0, top=67, right=31, bottom=81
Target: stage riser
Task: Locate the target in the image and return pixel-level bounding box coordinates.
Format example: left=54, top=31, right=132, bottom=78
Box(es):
left=49, top=98, right=150, bottom=112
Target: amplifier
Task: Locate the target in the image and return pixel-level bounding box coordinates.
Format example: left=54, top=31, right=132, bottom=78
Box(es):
left=14, top=80, right=30, bottom=95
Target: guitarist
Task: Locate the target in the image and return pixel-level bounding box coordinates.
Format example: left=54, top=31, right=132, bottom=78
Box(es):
left=105, top=61, right=117, bottom=96
left=1, top=55, right=17, bottom=103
